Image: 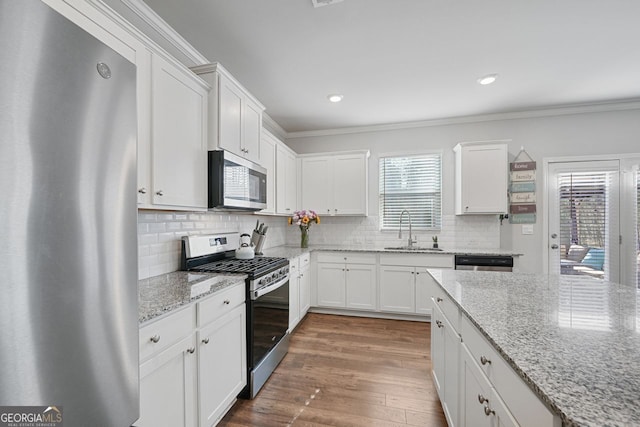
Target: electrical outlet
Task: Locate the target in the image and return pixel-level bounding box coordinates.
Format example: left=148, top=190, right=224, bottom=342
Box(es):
left=522, top=224, right=534, bottom=235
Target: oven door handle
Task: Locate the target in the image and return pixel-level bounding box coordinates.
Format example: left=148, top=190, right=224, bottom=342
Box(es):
left=252, top=276, right=289, bottom=300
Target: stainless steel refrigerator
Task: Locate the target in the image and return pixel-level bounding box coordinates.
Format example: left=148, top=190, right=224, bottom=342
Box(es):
left=0, top=1, right=139, bottom=426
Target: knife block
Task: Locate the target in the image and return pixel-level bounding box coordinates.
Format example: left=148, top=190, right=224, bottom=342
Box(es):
left=254, top=234, right=266, bottom=255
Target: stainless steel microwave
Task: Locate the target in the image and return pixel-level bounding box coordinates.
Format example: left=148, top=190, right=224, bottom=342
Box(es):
left=208, top=150, right=267, bottom=211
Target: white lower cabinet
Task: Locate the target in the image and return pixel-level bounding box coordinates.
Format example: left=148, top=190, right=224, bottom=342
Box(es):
left=290, top=253, right=312, bottom=331
left=431, top=302, right=460, bottom=427
left=316, top=253, right=376, bottom=311
left=431, top=281, right=559, bottom=427
left=198, top=304, right=246, bottom=427
left=379, top=254, right=453, bottom=315
left=137, top=333, right=198, bottom=427
left=137, top=282, right=246, bottom=427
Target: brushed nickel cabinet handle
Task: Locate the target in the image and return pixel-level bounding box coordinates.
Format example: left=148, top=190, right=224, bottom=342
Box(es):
left=480, top=355, right=492, bottom=365
left=149, top=335, right=160, bottom=343
left=435, top=320, right=444, bottom=328
left=223, top=299, right=230, bottom=305
left=186, top=347, right=195, bottom=354
left=484, top=406, right=495, bottom=416
left=478, top=394, right=488, bottom=404
left=156, top=190, right=164, bottom=196
left=436, top=297, right=443, bottom=303
left=202, top=338, right=210, bottom=344
left=138, top=187, right=147, bottom=194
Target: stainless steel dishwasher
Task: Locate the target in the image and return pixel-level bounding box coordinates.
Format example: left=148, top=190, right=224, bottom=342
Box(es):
left=455, top=255, right=514, bottom=271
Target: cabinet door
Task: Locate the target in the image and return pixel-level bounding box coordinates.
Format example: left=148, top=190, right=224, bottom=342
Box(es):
left=137, top=334, right=197, bottom=427
left=136, top=47, right=152, bottom=205
left=415, top=269, right=438, bottom=315
left=345, top=264, right=377, bottom=311
left=198, top=304, right=247, bottom=427
left=299, top=264, right=311, bottom=316
left=457, top=143, right=507, bottom=214
left=258, top=131, right=276, bottom=214
left=333, top=153, right=368, bottom=215
left=316, top=263, right=346, bottom=307
left=379, top=266, right=415, bottom=313
left=431, top=304, right=445, bottom=400
left=151, top=54, right=207, bottom=209
left=241, top=100, right=261, bottom=163
left=301, top=156, right=332, bottom=215
left=289, top=268, right=300, bottom=332
left=285, top=150, right=298, bottom=213
left=218, top=73, right=242, bottom=155
left=460, top=344, right=495, bottom=427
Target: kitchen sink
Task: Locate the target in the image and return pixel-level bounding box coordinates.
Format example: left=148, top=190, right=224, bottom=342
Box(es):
left=384, top=246, right=444, bottom=251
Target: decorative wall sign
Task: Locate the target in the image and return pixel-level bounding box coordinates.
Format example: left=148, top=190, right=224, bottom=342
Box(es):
left=509, top=147, right=537, bottom=224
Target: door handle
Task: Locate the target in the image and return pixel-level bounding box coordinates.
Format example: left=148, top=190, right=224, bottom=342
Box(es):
left=551, top=244, right=559, bottom=249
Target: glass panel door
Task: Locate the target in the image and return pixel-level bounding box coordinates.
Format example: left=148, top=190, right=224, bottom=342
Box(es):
left=547, top=161, right=620, bottom=282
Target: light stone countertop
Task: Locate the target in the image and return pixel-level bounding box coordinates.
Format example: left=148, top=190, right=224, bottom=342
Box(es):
left=138, top=271, right=247, bottom=324
left=428, top=269, right=640, bottom=427
left=261, top=244, right=522, bottom=259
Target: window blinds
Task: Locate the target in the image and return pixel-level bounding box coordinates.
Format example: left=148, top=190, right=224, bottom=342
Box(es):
left=379, top=154, right=441, bottom=230
left=557, top=170, right=616, bottom=278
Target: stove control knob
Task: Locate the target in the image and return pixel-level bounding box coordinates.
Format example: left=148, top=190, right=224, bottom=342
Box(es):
left=272, top=272, right=278, bottom=281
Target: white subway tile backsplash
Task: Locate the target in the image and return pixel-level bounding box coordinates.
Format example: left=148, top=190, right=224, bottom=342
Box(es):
left=138, top=209, right=501, bottom=280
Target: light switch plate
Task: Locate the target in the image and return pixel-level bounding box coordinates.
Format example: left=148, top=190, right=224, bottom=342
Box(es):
left=522, top=224, right=534, bottom=235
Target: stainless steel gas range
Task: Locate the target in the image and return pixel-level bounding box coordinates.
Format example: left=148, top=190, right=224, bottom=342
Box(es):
left=181, top=233, right=290, bottom=399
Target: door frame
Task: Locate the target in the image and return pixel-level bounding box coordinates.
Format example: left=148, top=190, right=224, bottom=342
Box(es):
left=543, top=153, right=640, bottom=284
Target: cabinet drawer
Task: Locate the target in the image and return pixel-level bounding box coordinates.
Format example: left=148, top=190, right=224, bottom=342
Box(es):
left=380, top=253, right=454, bottom=268
left=317, top=252, right=375, bottom=264
left=461, top=315, right=555, bottom=427
left=432, top=287, right=460, bottom=332
left=140, top=305, right=196, bottom=361
left=198, top=283, right=245, bottom=327
left=289, top=258, right=299, bottom=273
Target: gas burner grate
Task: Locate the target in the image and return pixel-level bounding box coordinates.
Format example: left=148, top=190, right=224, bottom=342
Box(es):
left=193, top=256, right=288, bottom=276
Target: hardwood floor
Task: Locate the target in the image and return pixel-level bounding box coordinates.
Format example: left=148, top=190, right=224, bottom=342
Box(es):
left=219, top=313, right=447, bottom=427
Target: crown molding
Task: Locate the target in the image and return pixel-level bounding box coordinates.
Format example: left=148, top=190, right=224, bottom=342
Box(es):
left=262, top=114, right=288, bottom=141
left=286, top=99, right=640, bottom=139
left=120, top=0, right=208, bottom=66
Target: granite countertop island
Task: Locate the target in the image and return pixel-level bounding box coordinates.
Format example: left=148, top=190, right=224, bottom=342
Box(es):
left=429, top=269, right=640, bottom=427
left=138, top=271, right=246, bottom=324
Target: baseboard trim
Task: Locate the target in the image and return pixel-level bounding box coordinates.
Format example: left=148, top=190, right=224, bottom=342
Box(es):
left=308, top=307, right=430, bottom=323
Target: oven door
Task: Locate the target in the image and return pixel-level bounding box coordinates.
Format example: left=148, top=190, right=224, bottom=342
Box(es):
left=248, top=277, right=289, bottom=368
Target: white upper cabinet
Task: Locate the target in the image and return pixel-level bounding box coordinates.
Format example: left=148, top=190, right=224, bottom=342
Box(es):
left=300, top=151, right=369, bottom=216
left=258, top=130, right=278, bottom=214
left=192, top=63, right=265, bottom=164
left=150, top=54, right=209, bottom=210
left=276, top=143, right=297, bottom=215
left=454, top=141, right=508, bottom=215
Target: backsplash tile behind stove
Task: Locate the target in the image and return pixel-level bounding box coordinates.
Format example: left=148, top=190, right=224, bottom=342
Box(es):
left=138, top=212, right=500, bottom=280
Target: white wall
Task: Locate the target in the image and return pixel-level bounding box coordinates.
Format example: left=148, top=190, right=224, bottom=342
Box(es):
left=285, top=108, right=640, bottom=273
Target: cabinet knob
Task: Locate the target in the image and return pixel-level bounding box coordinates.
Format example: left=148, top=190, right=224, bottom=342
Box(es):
left=149, top=335, right=160, bottom=343
left=478, top=394, right=488, bottom=404
left=186, top=347, right=195, bottom=354
left=138, top=187, right=147, bottom=194
left=300, top=273, right=304, bottom=278
left=484, top=406, right=495, bottom=416
left=334, top=209, right=338, bottom=212
left=436, top=297, right=443, bottom=303
left=480, top=355, right=492, bottom=365
left=223, top=299, right=230, bottom=305
left=156, top=190, right=164, bottom=196
left=551, top=244, right=559, bottom=249
left=202, top=338, right=210, bottom=344
left=435, top=320, right=444, bottom=328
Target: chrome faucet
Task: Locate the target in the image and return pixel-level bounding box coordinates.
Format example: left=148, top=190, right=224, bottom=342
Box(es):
left=399, top=209, right=417, bottom=248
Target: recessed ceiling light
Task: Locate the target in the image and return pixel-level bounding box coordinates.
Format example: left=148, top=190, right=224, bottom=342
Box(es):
left=477, top=74, right=498, bottom=85
left=327, top=94, right=343, bottom=103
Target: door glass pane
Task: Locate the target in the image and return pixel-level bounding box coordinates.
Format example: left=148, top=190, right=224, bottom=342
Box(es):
left=558, top=171, right=615, bottom=280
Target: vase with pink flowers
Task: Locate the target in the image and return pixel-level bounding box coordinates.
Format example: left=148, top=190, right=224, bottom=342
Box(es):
left=288, top=209, right=320, bottom=248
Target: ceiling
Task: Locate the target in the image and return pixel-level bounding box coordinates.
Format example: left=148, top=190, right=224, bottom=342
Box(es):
left=140, top=0, right=640, bottom=134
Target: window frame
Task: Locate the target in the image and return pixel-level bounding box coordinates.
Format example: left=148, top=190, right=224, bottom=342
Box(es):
left=378, top=150, right=443, bottom=232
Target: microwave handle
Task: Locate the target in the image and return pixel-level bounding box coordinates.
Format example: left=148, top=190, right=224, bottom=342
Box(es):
left=252, top=276, right=288, bottom=300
